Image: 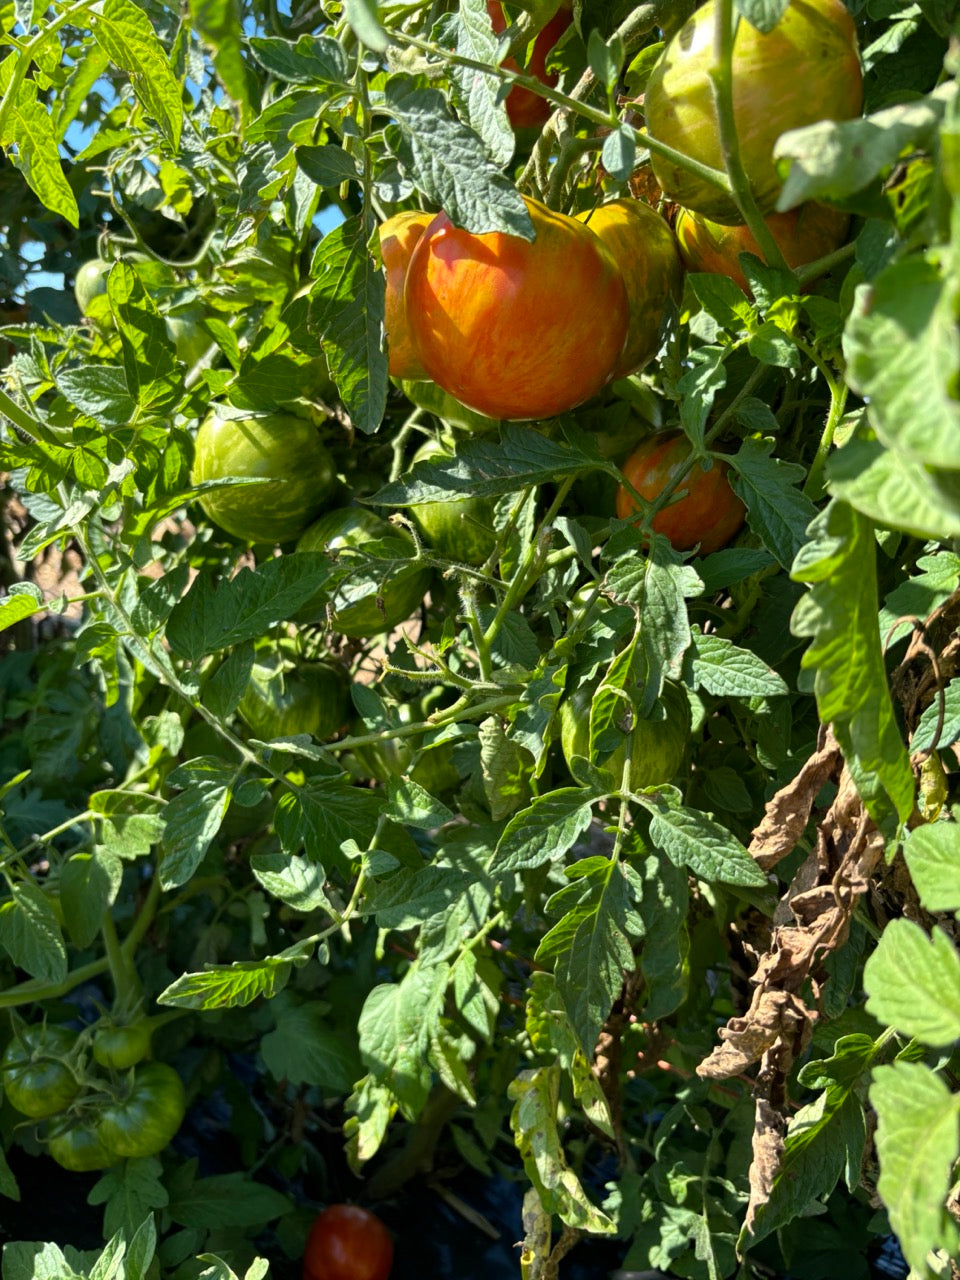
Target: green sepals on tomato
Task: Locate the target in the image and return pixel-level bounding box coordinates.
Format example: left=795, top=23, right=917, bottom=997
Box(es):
left=406, top=439, right=498, bottom=567
left=92, top=1020, right=153, bottom=1071
left=560, top=679, right=691, bottom=791
left=296, top=507, right=431, bottom=638
left=303, top=1203, right=394, bottom=1280
left=1, top=1024, right=80, bottom=1119
left=191, top=409, right=338, bottom=545
left=616, top=432, right=746, bottom=555
left=47, top=1116, right=120, bottom=1173
left=95, top=1061, right=186, bottom=1160
left=644, top=0, right=863, bottom=223
left=238, top=650, right=350, bottom=741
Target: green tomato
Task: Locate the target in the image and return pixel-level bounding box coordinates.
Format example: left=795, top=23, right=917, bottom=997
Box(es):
left=192, top=410, right=338, bottom=545
left=560, top=679, right=691, bottom=790
left=2, top=1024, right=80, bottom=1119
left=96, top=1062, right=186, bottom=1160
left=47, top=1118, right=120, bottom=1173
left=352, top=702, right=460, bottom=795
left=296, top=506, right=432, bottom=638
left=166, top=314, right=211, bottom=369
left=407, top=439, right=499, bottom=567
left=92, top=1021, right=153, bottom=1071
left=74, top=259, right=111, bottom=314
left=238, top=652, right=349, bottom=741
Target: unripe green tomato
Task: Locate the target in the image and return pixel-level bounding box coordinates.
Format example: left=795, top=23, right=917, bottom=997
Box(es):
left=92, top=1021, right=153, bottom=1071
left=296, top=507, right=432, bottom=638
left=2, top=1024, right=79, bottom=1119
left=74, top=260, right=111, bottom=314
left=166, top=314, right=210, bottom=368
left=96, top=1062, right=186, bottom=1160
left=352, top=702, right=460, bottom=794
left=238, top=652, right=349, bottom=741
left=192, top=410, right=337, bottom=545
left=560, top=679, right=691, bottom=790
left=644, top=0, right=863, bottom=223
left=407, top=439, right=498, bottom=566
left=47, top=1118, right=120, bottom=1172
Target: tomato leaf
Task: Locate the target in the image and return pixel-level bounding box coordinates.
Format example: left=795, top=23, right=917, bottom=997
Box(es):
left=827, top=433, right=960, bottom=540
left=863, top=919, right=960, bottom=1046
left=728, top=437, right=817, bottom=569
left=361, top=866, right=473, bottom=929
left=901, top=823, right=960, bottom=914
left=165, top=555, right=334, bottom=662
left=384, top=76, right=534, bottom=238
left=0, top=881, right=67, bottom=984
left=157, top=939, right=315, bottom=1009
left=309, top=217, right=387, bottom=435
left=639, top=790, right=768, bottom=887
left=449, top=0, right=514, bottom=168
left=735, top=0, right=789, bottom=34
left=261, top=1003, right=360, bottom=1091
left=869, top=1062, right=960, bottom=1276
left=488, top=788, right=600, bottom=874
left=690, top=631, right=789, bottom=698
left=791, top=499, right=915, bottom=825
left=372, top=424, right=606, bottom=504
left=90, top=0, right=183, bottom=148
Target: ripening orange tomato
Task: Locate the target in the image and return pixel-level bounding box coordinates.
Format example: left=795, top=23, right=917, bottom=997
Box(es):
left=576, top=199, right=683, bottom=378
left=380, top=210, right=434, bottom=379
left=403, top=197, right=630, bottom=420
left=616, top=433, right=746, bottom=554
left=675, top=203, right=850, bottom=295
left=486, top=2, right=573, bottom=130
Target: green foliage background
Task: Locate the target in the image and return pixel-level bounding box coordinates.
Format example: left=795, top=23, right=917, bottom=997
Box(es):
left=0, top=0, right=958, bottom=1277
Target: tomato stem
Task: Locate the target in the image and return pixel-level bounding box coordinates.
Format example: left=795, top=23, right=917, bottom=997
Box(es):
left=707, top=0, right=792, bottom=274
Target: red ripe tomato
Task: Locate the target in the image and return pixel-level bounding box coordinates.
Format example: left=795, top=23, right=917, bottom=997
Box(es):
left=575, top=199, right=683, bottom=378
left=303, top=1205, right=394, bottom=1280
left=675, top=202, right=850, bottom=295
left=380, top=211, right=433, bottom=380
left=616, top=432, right=745, bottom=555
left=644, top=0, right=863, bottom=223
left=403, top=197, right=629, bottom=420
left=486, top=2, right=573, bottom=130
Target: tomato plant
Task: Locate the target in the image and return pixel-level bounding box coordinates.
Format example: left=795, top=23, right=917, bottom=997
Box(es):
left=1, top=1, right=958, bottom=1278
left=616, top=431, right=746, bottom=554
left=192, top=410, right=338, bottom=545
left=1, top=1024, right=80, bottom=1118
left=303, top=1205, right=393, bottom=1280
left=644, top=0, right=863, bottom=222
left=675, top=202, right=851, bottom=293
left=403, top=197, right=630, bottom=419
left=95, top=1062, right=186, bottom=1160
left=73, top=259, right=110, bottom=314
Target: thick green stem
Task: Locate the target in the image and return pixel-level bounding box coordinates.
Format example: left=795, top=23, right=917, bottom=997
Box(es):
left=101, top=910, right=142, bottom=1008
left=708, top=0, right=790, bottom=272
left=0, top=957, right=111, bottom=1009
left=803, top=375, right=848, bottom=500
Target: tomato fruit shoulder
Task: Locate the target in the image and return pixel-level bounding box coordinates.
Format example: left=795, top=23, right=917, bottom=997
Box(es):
left=303, top=1204, right=394, bottom=1280
left=380, top=211, right=433, bottom=380
left=95, top=1061, right=186, bottom=1159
